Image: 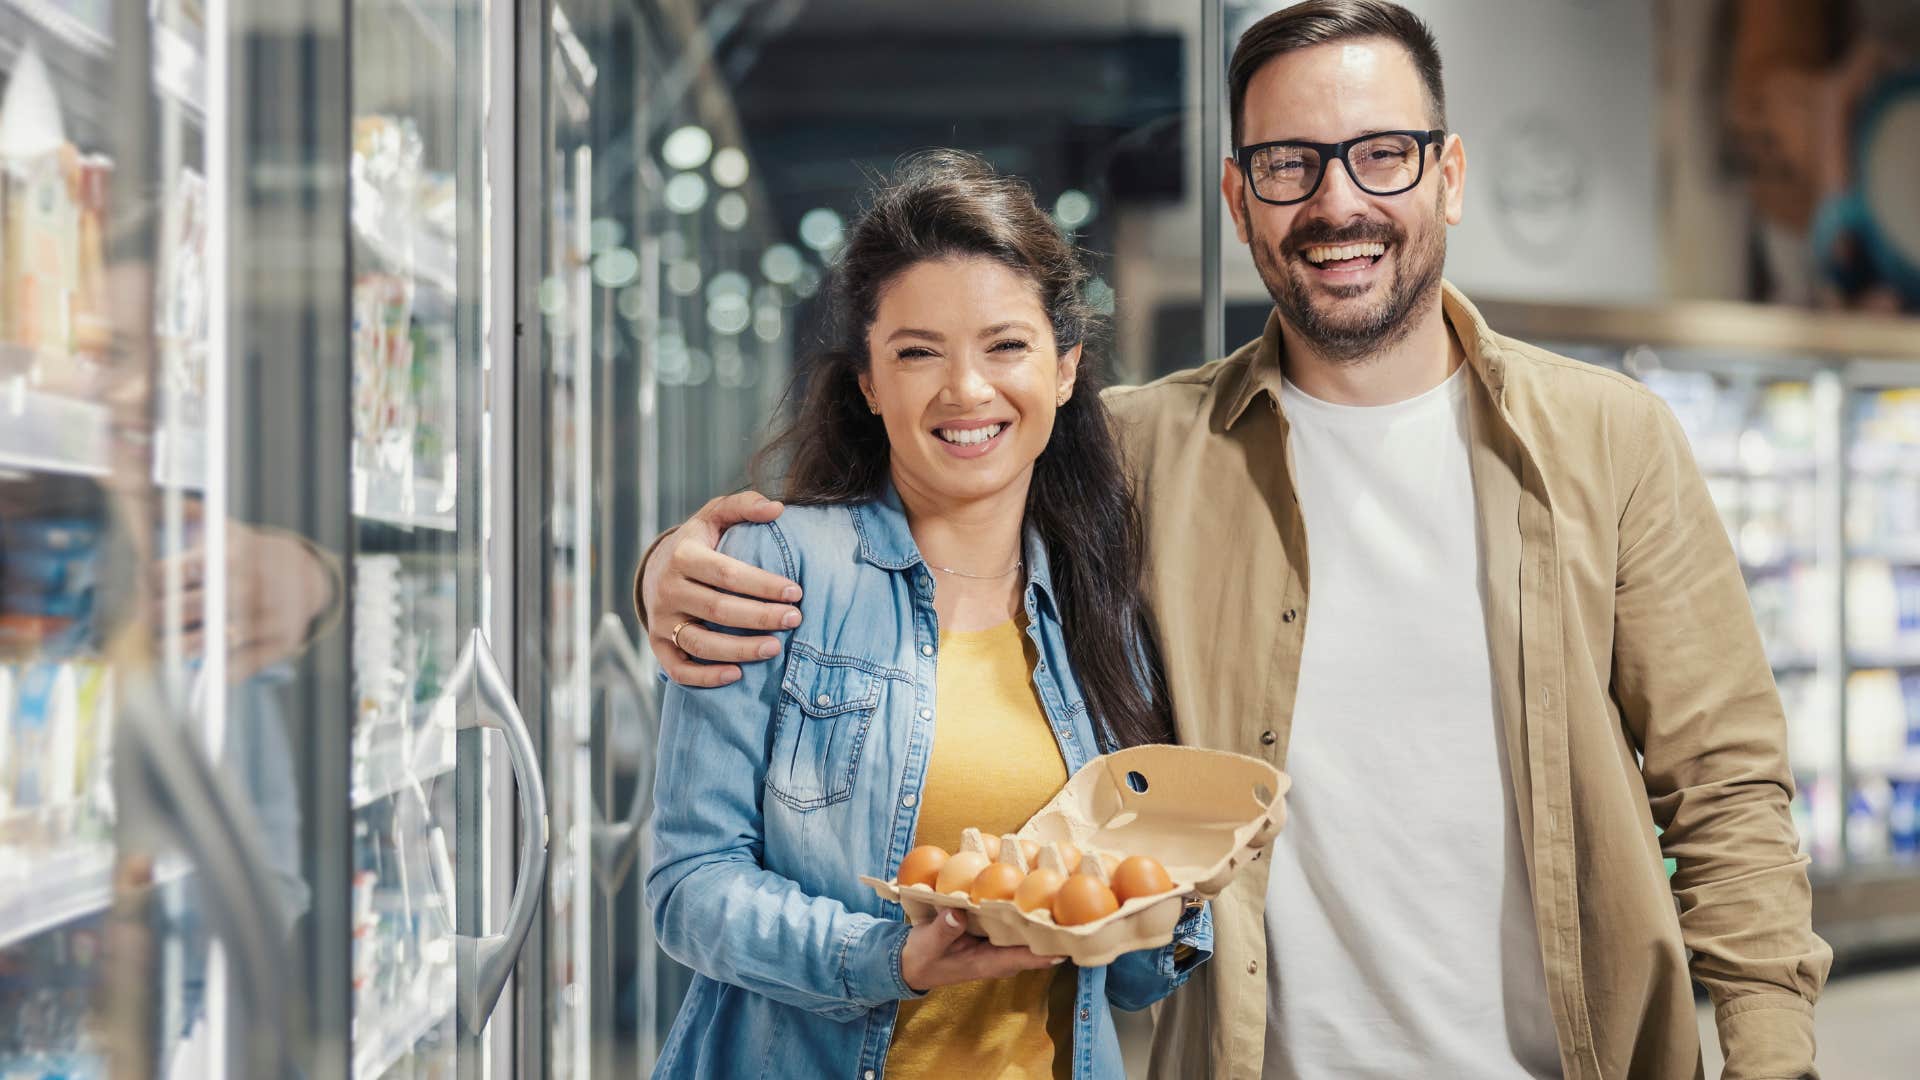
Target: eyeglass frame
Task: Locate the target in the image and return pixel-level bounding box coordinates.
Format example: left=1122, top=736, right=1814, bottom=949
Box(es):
left=1233, top=129, right=1448, bottom=206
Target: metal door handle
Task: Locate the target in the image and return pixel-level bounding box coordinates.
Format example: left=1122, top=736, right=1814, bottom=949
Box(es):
left=446, top=629, right=550, bottom=1035
left=587, top=613, right=658, bottom=891
left=116, top=685, right=290, bottom=1079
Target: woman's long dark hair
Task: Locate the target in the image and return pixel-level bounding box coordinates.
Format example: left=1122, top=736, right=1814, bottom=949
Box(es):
left=753, top=150, right=1173, bottom=749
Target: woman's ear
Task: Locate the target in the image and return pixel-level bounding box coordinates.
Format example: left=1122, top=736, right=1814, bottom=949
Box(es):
left=857, top=370, right=880, bottom=414
left=1055, top=343, right=1083, bottom=406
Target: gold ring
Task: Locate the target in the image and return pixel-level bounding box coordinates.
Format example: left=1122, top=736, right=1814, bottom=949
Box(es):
left=670, top=619, right=696, bottom=652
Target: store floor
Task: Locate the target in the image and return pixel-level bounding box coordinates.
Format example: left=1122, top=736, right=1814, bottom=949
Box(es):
left=1117, top=964, right=1920, bottom=1076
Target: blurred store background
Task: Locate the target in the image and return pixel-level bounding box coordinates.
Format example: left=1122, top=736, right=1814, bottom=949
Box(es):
left=0, top=1, right=1913, bottom=1077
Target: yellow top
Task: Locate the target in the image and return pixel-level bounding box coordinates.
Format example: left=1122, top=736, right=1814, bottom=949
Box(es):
left=884, top=620, right=1076, bottom=1080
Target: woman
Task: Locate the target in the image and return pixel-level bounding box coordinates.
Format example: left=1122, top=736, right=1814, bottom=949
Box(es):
left=645, top=150, right=1209, bottom=1079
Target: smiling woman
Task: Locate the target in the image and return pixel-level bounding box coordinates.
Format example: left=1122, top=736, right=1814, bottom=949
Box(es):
left=641, top=150, right=1204, bottom=1080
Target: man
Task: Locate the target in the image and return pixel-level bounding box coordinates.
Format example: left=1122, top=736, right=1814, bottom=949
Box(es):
left=635, top=3, right=1830, bottom=1077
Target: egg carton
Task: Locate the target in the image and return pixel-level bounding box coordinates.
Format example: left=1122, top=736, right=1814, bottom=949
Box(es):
left=861, top=744, right=1289, bottom=967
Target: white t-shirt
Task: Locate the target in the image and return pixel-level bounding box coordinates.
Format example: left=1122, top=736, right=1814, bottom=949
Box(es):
left=1262, top=367, right=1563, bottom=1079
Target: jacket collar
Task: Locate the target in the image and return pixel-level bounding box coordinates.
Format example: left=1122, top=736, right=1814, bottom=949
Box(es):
left=1221, top=280, right=1511, bottom=431
left=850, top=483, right=1062, bottom=614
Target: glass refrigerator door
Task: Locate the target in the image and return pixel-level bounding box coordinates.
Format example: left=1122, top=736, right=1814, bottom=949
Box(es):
left=1, top=1, right=304, bottom=1078
left=349, top=0, right=541, bottom=1076
left=531, top=3, right=662, bottom=1074
left=1841, top=376, right=1920, bottom=870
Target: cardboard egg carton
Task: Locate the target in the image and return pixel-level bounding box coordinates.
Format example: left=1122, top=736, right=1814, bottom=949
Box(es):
left=861, top=744, right=1289, bottom=967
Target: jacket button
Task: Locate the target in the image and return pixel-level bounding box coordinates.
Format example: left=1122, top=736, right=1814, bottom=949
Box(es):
left=1259, top=730, right=1276, bottom=746
left=866, top=1072, right=876, bottom=1080
left=815, top=693, right=831, bottom=707
left=901, top=793, right=917, bottom=808
left=1079, top=1007, right=1090, bottom=1022
left=919, top=708, right=932, bottom=721
left=1281, top=608, right=1297, bottom=623
left=921, top=644, right=934, bottom=657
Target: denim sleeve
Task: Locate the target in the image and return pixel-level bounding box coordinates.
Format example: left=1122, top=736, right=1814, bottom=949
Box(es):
left=1103, top=900, right=1213, bottom=1012
left=643, top=522, right=917, bottom=1022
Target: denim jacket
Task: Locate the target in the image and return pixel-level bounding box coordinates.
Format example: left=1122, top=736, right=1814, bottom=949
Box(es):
left=645, top=489, right=1212, bottom=1079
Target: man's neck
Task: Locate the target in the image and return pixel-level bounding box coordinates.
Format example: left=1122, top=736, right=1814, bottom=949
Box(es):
left=1278, top=292, right=1462, bottom=406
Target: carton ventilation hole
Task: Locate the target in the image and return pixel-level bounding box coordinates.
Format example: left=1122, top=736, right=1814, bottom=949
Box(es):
left=1126, top=771, right=1150, bottom=793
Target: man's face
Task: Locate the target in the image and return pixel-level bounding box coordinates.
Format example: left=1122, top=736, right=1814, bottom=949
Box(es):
left=1224, top=38, right=1466, bottom=362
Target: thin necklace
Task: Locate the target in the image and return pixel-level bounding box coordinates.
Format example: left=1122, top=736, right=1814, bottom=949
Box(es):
left=928, top=557, right=1022, bottom=580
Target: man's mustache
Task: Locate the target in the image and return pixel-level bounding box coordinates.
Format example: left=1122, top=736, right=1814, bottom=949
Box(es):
left=1281, top=220, right=1403, bottom=255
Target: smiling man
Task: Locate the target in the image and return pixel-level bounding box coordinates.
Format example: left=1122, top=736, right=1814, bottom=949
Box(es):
left=634, top=2, right=1830, bottom=1077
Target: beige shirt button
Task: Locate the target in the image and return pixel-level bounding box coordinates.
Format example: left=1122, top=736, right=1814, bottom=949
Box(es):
left=1247, top=960, right=1259, bottom=975
left=1259, top=730, right=1276, bottom=746
left=1281, top=608, right=1297, bottom=623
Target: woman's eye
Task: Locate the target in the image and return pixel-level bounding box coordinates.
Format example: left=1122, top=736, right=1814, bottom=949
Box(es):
left=897, top=347, right=936, bottom=360
left=990, top=339, right=1029, bottom=353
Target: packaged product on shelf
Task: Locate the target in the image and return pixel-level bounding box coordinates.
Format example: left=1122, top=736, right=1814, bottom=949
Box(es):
left=0, top=45, right=80, bottom=356
left=1848, top=669, right=1908, bottom=769
left=351, top=272, right=417, bottom=478
left=1891, top=780, right=1920, bottom=857
left=70, top=154, right=112, bottom=355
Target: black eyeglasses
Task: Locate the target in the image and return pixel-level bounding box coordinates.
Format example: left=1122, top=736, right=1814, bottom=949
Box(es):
left=1235, top=129, right=1446, bottom=206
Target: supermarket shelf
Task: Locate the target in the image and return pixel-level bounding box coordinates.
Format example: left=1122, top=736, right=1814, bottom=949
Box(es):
left=354, top=468, right=457, bottom=531
left=1850, top=648, right=1920, bottom=671
left=352, top=972, right=454, bottom=1080
left=0, top=385, right=109, bottom=478
left=5, top=0, right=111, bottom=57
left=352, top=746, right=457, bottom=811
left=354, top=215, right=458, bottom=296
left=1852, top=540, right=1920, bottom=566
left=0, top=844, right=189, bottom=949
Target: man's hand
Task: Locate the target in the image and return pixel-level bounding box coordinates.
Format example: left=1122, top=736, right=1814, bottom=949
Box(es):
left=899, top=910, right=1062, bottom=992
left=154, top=525, right=341, bottom=683
left=641, top=491, right=801, bottom=687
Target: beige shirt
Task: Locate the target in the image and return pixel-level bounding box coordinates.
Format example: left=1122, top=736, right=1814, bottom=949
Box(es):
left=1108, top=284, right=1831, bottom=1080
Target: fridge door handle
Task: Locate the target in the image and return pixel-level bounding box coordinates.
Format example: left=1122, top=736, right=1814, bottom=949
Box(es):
left=447, top=629, right=551, bottom=1035
left=587, top=613, right=658, bottom=891
left=116, top=686, right=290, bottom=1079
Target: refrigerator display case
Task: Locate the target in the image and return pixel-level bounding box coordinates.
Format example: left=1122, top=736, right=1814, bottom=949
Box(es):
left=1480, top=299, right=1920, bottom=956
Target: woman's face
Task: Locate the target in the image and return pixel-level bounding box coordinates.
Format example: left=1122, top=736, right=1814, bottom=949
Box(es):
left=859, top=255, right=1080, bottom=511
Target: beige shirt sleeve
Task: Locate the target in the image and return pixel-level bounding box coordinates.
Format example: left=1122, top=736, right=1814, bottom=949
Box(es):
left=1609, top=392, right=1832, bottom=1080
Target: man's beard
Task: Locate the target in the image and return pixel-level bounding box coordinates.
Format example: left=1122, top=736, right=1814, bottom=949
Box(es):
left=1248, top=189, right=1448, bottom=364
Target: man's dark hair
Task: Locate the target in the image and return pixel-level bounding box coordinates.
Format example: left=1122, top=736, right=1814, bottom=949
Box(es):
left=1229, top=0, right=1446, bottom=149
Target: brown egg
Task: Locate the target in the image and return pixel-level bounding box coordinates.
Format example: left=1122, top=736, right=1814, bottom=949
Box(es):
left=897, top=845, right=949, bottom=889
left=1014, top=867, right=1066, bottom=914
left=1110, top=856, right=1175, bottom=903
left=979, top=834, right=1003, bottom=861
left=969, top=862, right=1024, bottom=904
left=1017, top=838, right=1042, bottom=865
left=1051, top=873, right=1120, bottom=926
left=935, top=850, right=993, bottom=894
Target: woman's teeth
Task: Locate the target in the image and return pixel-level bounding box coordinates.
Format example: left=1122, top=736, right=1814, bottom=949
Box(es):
left=936, top=423, right=1007, bottom=446
left=1304, top=241, right=1387, bottom=264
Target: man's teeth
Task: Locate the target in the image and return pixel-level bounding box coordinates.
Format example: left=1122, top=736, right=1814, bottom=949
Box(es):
left=936, top=423, right=1006, bottom=446
left=1304, top=242, right=1387, bottom=265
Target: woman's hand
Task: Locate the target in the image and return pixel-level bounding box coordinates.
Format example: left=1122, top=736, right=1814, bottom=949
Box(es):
left=899, top=911, right=1063, bottom=992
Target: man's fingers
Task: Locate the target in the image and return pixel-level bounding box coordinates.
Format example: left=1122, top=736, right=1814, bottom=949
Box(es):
left=698, top=491, right=783, bottom=531
left=669, top=623, right=782, bottom=664
left=649, top=634, right=742, bottom=688
left=676, top=543, right=801, bottom=605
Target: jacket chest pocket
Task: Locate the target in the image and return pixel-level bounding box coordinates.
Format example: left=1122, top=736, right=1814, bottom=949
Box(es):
left=767, top=648, right=882, bottom=811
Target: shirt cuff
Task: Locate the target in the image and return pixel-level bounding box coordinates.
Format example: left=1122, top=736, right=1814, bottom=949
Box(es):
left=1713, top=993, right=1817, bottom=1080
left=842, top=918, right=922, bottom=1006
left=1162, top=901, right=1214, bottom=978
